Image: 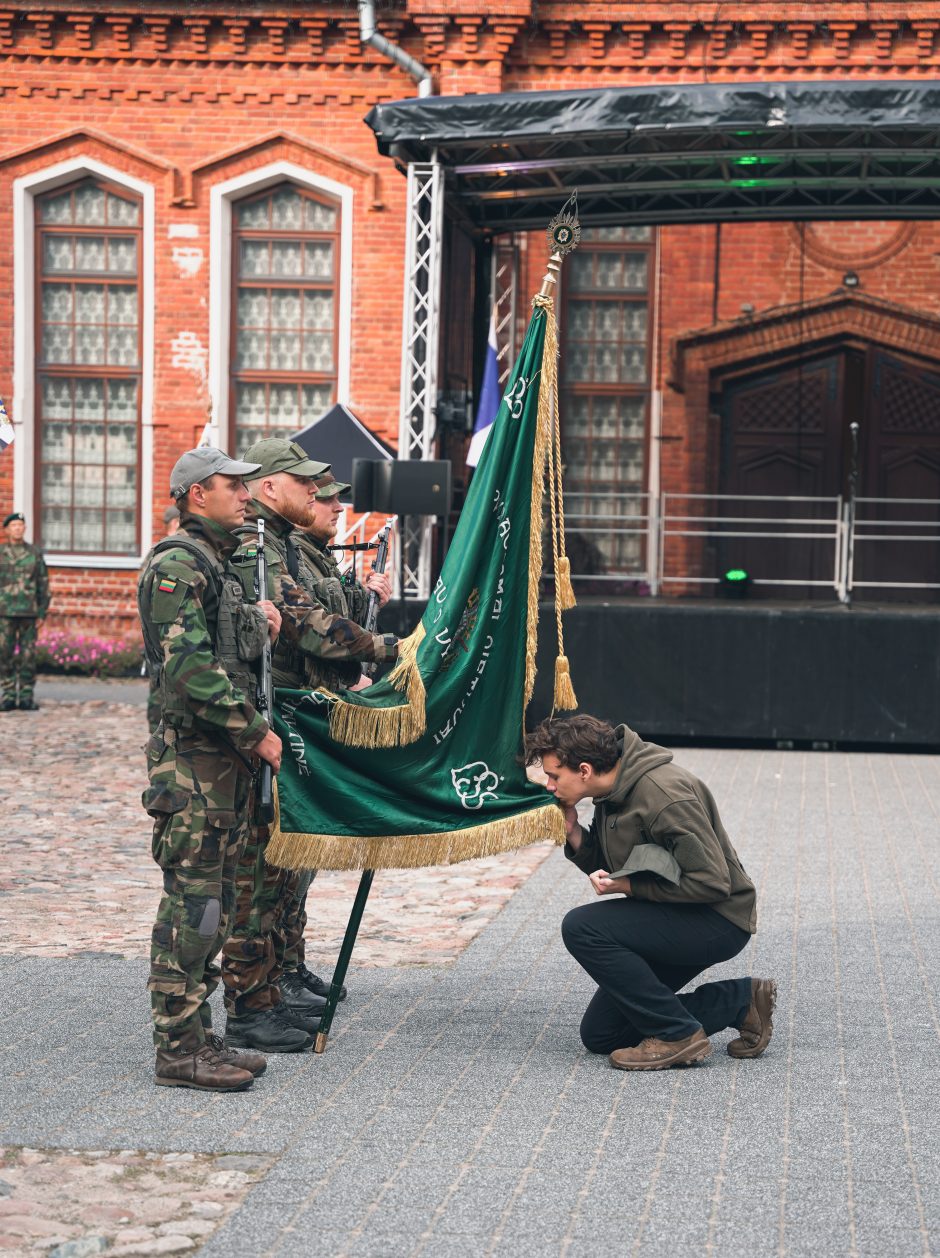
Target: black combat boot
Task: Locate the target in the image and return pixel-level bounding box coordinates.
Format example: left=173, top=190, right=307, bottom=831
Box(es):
left=279, top=969, right=327, bottom=1017
left=276, top=1001, right=321, bottom=1036
left=224, top=1006, right=313, bottom=1054
left=296, top=962, right=346, bottom=1002
left=1, top=698, right=16, bottom=712
left=155, top=1039, right=254, bottom=1092
left=17, top=698, right=39, bottom=710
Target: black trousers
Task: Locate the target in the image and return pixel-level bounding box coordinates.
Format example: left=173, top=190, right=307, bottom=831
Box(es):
left=561, top=898, right=753, bottom=1055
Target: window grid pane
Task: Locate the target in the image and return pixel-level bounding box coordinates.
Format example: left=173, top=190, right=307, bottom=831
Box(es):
left=231, top=183, right=339, bottom=452
left=561, top=235, right=653, bottom=577
left=36, top=178, right=141, bottom=556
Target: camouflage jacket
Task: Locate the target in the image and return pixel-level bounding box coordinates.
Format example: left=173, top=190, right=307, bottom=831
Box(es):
left=230, top=502, right=397, bottom=691
left=291, top=532, right=371, bottom=691
left=0, top=542, right=50, bottom=618
left=137, top=512, right=270, bottom=752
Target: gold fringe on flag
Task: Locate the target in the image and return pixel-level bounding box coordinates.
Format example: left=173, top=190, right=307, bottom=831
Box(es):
left=326, top=622, right=428, bottom=748
left=266, top=798, right=567, bottom=872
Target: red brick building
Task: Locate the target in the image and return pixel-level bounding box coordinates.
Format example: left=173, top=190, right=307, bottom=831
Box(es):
left=2, top=3, right=939, bottom=633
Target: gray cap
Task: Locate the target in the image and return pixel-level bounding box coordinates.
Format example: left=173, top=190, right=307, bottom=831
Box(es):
left=169, top=447, right=262, bottom=500
left=162, top=504, right=181, bottom=525
left=242, top=437, right=330, bottom=481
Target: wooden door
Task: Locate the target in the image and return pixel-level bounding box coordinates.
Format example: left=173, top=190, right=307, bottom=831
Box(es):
left=717, top=352, right=851, bottom=597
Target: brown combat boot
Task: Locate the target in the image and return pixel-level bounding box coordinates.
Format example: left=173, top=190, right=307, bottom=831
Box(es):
left=727, top=978, right=777, bottom=1059
left=610, top=1028, right=712, bottom=1071
left=206, top=1032, right=267, bottom=1078
left=155, top=1040, right=254, bottom=1092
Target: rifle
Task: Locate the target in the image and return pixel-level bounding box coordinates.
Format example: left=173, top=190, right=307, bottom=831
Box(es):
left=362, top=519, right=394, bottom=678
left=253, top=517, right=276, bottom=823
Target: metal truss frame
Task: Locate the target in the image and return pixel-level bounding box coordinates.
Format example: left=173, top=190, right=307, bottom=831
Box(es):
left=398, top=159, right=444, bottom=599
left=490, top=236, right=520, bottom=388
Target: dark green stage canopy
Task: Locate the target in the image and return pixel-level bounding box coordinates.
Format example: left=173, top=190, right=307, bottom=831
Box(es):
left=364, top=81, right=940, bottom=230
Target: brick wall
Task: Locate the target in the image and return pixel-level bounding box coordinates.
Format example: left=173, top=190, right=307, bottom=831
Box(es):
left=2, top=3, right=939, bottom=630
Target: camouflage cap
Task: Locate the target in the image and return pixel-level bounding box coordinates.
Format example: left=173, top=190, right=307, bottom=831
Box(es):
left=3, top=512, right=24, bottom=527
left=242, top=437, right=330, bottom=481
left=314, top=473, right=352, bottom=500
left=169, top=447, right=262, bottom=500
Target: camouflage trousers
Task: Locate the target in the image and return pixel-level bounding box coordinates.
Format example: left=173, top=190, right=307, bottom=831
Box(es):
left=220, top=820, right=292, bottom=1015
left=278, top=869, right=317, bottom=972
left=143, top=726, right=251, bottom=1052
left=0, top=617, right=38, bottom=703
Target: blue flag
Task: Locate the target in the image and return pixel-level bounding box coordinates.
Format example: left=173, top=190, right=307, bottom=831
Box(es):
left=467, top=310, right=501, bottom=469
left=0, top=398, right=12, bottom=453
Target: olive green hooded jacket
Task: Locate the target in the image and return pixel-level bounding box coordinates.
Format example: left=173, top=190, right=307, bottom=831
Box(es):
left=565, top=724, right=757, bottom=934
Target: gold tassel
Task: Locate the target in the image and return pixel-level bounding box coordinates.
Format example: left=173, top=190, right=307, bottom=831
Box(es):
left=555, top=555, right=576, bottom=612
left=327, top=623, right=427, bottom=748
left=553, top=654, right=577, bottom=711
left=266, top=800, right=567, bottom=872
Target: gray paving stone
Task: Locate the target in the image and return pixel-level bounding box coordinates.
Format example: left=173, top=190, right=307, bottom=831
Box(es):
left=2, top=747, right=939, bottom=1256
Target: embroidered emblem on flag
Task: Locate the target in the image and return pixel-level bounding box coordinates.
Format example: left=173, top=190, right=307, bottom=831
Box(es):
left=158, top=578, right=177, bottom=593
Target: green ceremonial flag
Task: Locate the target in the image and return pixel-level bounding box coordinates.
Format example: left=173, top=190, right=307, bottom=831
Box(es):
left=267, top=294, right=568, bottom=871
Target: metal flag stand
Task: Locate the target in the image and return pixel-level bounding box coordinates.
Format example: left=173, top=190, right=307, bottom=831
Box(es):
left=310, top=197, right=580, bottom=1053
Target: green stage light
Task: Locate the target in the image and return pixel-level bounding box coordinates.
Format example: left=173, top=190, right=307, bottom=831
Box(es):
left=724, top=568, right=749, bottom=582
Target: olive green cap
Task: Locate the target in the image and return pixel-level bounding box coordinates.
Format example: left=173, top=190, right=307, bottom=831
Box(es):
left=242, top=438, right=330, bottom=480
left=314, top=473, right=352, bottom=500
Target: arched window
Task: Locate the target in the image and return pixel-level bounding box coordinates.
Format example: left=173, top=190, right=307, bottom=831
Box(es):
left=230, top=183, right=339, bottom=455
left=35, top=178, right=142, bottom=555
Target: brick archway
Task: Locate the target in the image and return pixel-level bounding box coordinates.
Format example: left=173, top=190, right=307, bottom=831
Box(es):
left=669, top=290, right=940, bottom=498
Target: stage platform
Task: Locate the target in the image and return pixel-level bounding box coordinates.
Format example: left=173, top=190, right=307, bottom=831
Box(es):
left=530, top=597, right=940, bottom=749
left=384, top=597, right=939, bottom=749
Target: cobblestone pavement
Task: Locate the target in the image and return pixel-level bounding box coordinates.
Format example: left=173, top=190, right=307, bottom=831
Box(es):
left=1, top=690, right=939, bottom=1256
left=0, top=699, right=553, bottom=966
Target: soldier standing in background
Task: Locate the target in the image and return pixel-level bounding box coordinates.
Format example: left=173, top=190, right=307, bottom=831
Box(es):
left=221, top=438, right=399, bottom=1055
left=0, top=513, right=50, bottom=712
left=276, top=469, right=393, bottom=1007
left=138, top=446, right=283, bottom=1092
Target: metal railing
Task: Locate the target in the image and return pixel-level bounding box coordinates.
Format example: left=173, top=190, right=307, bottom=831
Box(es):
left=558, top=490, right=940, bottom=602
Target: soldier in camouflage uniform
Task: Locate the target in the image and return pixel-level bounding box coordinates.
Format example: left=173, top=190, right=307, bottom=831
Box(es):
left=221, top=438, right=399, bottom=1054
left=0, top=513, right=50, bottom=711
left=138, top=447, right=284, bottom=1092
left=276, top=470, right=393, bottom=1006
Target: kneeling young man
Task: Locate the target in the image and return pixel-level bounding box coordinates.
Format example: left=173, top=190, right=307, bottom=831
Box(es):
left=526, top=715, right=775, bottom=1071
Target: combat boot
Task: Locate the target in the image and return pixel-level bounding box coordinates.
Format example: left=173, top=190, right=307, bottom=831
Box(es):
left=17, top=698, right=38, bottom=711
left=206, top=1032, right=267, bottom=1077
left=155, top=1040, right=254, bottom=1092
left=1, top=698, right=16, bottom=712
left=278, top=1004, right=321, bottom=1036
left=224, top=1006, right=313, bottom=1054
left=279, top=969, right=327, bottom=1017
left=295, top=962, right=346, bottom=1002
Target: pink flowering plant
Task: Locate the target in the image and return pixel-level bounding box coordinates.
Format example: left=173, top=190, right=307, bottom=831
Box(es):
left=36, top=628, right=144, bottom=677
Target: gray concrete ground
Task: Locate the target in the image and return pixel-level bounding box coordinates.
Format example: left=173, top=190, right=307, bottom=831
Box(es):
left=34, top=675, right=148, bottom=705
left=2, top=744, right=939, bottom=1256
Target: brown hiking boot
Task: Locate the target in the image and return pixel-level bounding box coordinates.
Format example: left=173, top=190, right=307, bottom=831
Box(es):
left=728, top=978, right=777, bottom=1059
left=207, top=1032, right=267, bottom=1078
left=610, top=1028, right=712, bottom=1072
left=155, top=1041, right=254, bottom=1092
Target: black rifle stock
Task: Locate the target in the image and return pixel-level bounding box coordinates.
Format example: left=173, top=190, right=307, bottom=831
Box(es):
left=362, top=519, right=394, bottom=678
left=254, top=517, right=276, bottom=822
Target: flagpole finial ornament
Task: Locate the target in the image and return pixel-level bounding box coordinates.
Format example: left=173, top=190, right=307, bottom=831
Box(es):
left=539, top=190, right=581, bottom=298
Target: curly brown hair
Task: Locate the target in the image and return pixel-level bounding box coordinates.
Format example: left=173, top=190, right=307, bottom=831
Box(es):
left=524, top=715, right=620, bottom=773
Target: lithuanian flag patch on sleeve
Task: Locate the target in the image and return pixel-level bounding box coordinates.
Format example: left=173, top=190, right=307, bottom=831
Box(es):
left=157, top=577, right=178, bottom=593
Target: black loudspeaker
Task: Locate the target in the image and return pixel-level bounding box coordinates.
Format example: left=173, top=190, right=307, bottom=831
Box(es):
left=351, top=459, right=377, bottom=513
left=352, top=459, right=452, bottom=517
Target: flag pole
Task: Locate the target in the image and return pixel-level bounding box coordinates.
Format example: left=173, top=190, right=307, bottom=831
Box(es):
left=313, top=868, right=375, bottom=1053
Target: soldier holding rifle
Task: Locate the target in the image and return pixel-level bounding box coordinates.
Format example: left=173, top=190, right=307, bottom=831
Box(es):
left=276, top=471, right=393, bottom=1009
left=221, top=438, right=399, bottom=1055
left=137, top=447, right=283, bottom=1093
